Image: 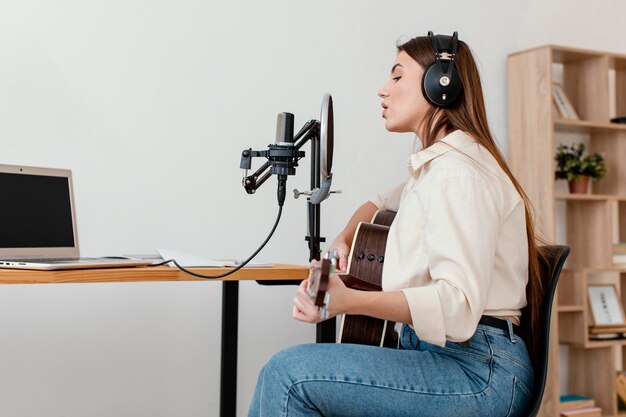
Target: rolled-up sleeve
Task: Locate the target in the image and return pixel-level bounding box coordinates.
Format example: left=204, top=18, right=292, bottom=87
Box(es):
left=401, top=175, right=501, bottom=346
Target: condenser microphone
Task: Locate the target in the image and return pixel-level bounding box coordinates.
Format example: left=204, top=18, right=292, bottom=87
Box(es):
left=276, top=112, right=294, bottom=144
left=271, top=112, right=297, bottom=206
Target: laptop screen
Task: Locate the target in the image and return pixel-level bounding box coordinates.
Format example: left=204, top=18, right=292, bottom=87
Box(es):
left=0, top=172, right=75, bottom=248
left=0, top=164, right=79, bottom=258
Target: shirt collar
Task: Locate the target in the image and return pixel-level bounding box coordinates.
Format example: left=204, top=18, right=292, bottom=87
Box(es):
left=407, top=130, right=474, bottom=174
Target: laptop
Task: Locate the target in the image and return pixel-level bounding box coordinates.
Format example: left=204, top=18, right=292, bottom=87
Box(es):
left=0, top=164, right=152, bottom=270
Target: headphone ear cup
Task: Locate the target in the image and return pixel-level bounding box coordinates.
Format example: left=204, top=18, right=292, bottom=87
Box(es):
left=421, top=61, right=463, bottom=107
left=422, top=62, right=442, bottom=106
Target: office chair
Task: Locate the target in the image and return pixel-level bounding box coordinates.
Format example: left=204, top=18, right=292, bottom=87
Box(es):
left=519, top=245, right=570, bottom=417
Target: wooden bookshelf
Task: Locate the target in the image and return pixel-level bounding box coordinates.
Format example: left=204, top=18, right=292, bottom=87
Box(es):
left=509, top=45, right=626, bottom=417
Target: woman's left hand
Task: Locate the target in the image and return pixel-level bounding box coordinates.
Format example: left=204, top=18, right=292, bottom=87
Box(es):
left=292, top=273, right=351, bottom=323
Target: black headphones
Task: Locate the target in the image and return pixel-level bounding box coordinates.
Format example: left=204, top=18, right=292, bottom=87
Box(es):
left=422, top=31, right=463, bottom=107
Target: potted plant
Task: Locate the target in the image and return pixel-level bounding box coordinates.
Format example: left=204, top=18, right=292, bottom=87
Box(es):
left=555, top=143, right=607, bottom=193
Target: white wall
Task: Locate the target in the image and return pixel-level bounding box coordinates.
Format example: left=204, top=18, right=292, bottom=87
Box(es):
left=1, top=1, right=625, bottom=416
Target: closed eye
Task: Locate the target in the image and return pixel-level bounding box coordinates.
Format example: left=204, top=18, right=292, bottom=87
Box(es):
left=393, top=76, right=401, bottom=82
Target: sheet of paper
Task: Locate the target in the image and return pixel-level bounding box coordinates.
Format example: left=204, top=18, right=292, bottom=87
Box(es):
left=155, top=249, right=273, bottom=268
left=156, top=249, right=224, bottom=267
left=220, top=259, right=274, bottom=267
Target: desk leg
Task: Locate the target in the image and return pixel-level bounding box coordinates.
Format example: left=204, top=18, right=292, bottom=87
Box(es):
left=316, top=318, right=336, bottom=343
left=221, top=281, right=238, bottom=417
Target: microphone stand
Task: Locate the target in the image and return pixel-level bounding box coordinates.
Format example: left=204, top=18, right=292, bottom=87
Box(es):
left=306, top=120, right=323, bottom=262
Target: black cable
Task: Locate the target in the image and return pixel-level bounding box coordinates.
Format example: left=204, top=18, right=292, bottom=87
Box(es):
left=149, top=205, right=283, bottom=279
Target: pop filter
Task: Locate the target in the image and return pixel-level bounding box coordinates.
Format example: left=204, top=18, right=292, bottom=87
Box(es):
left=310, top=94, right=334, bottom=204
left=320, top=93, right=334, bottom=180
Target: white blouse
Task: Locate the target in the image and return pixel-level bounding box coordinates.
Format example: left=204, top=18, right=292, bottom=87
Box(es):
left=370, top=130, right=529, bottom=347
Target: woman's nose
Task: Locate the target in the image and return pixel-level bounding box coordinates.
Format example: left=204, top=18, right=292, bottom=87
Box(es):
left=378, top=86, right=388, bottom=98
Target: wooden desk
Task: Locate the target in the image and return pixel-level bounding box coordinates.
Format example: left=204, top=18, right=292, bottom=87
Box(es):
left=0, top=264, right=306, bottom=284
left=0, top=264, right=308, bottom=417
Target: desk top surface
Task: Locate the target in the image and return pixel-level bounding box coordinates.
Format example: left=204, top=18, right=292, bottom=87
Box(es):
left=0, top=264, right=308, bottom=284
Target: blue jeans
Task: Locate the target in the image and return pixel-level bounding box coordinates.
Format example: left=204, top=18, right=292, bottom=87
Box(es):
left=247, top=323, right=534, bottom=417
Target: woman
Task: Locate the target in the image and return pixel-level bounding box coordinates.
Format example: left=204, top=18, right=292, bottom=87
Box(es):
left=248, top=32, right=541, bottom=417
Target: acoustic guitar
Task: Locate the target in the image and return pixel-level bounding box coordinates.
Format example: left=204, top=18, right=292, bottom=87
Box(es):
left=306, top=210, right=398, bottom=347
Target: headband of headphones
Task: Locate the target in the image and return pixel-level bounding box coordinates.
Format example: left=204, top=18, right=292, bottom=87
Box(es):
left=422, top=31, right=462, bottom=107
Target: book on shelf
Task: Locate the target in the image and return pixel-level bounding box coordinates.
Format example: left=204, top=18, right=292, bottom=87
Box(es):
left=559, top=394, right=595, bottom=410
left=559, top=406, right=602, bottom=416
left=614, top=243, right=626, bottom=255
left=616, top=371, right=626, bottom=409
left=589, top=325, right=626, bottom=335
left=552, top=83, right=579, bottom=120
left=589, top=332, right=625, bottom=340
left=614, top=253, right=626, bottom=264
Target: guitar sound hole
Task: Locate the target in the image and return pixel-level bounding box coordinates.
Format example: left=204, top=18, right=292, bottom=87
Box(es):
left=367, top=254, right=375, bottom=261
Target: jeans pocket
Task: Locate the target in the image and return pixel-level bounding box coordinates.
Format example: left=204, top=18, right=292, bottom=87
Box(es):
left=399, top=324, right=419, bottom=350
left=439, top=341, right=492, bottom=362
left=438, top=331, right=492, bottom=362
left=506, top=376, right=533, bottom=417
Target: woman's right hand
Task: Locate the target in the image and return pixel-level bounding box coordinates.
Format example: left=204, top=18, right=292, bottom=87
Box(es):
left=326, top=240, right=350, bottom=272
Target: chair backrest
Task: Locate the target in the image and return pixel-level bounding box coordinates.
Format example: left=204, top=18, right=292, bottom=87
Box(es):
left=519, top=245, right=570, bottom=417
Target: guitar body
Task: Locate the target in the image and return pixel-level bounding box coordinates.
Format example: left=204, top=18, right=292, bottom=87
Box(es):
left=371, top=209, right=396, bottom=227
left=338, top=210, right=398, bottom=348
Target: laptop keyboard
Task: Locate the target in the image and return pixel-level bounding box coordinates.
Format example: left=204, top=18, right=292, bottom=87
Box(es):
left=6, top=257, right=98, bottom=263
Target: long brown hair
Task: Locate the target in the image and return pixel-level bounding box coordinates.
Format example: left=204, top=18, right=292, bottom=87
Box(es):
left=398, top=36, right=543, bottom=353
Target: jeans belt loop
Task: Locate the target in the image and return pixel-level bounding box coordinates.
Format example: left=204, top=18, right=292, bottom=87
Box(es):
left=479, top=316, right=516, bottom=341
left=506, top=319, right=515, bottom=343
